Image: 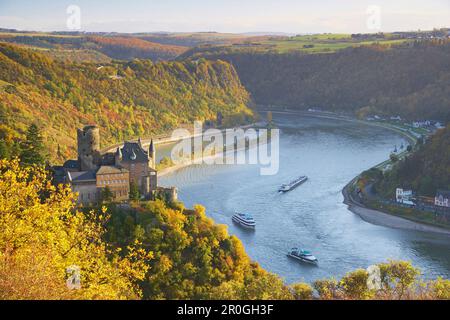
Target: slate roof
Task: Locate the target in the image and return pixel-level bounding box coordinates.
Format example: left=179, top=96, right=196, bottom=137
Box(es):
left=436, top=190, right=450, bottom=198
left=67, top=170, right=96, bottom=182
left=63, top=159, right=80, bottom=170
left=96, top=166, right=129, bottom=175
left=101, top=152, right=116, bottom=166
left=120, top=141, right=149, bottom=163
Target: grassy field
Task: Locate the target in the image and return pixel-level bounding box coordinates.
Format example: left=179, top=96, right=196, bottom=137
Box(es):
left=0, top=32, right=411, bottom=57
left=259, top=34, right=411, bottom=53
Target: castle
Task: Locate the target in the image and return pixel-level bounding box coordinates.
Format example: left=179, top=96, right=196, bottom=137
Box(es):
left=54, top=125, right=177, bottom=205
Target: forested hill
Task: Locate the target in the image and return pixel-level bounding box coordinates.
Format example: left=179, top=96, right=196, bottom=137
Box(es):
left=376, top=125, right=450, bottom=198
left=184, top=41, right=450, bottom=122
left=0, top=43, right=254, bottom=163
left=0, top=34, right=188, bottom=61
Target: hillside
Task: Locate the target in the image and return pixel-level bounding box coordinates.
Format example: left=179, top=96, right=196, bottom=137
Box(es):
left=375, top=125, right=450, bottom=198
left=0, top=43, right=254, bottom=163
left=184, top=41, right=450, bottom=122
left=86, top=36, right=187, bottom=61
left=0, top=33, right=188, bottom=61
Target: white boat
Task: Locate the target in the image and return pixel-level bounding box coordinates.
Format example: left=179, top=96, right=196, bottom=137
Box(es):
left=287, top=248, right=318, bottom=265
left=232, top=212, right=256, bottom=229
left=279, top=176, right=308, bottom=193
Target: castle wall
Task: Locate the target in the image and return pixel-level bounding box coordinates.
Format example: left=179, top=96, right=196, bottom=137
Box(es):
left=97, top=171, right=130, bottom=201
left=73, top=182, right=98, bottom=205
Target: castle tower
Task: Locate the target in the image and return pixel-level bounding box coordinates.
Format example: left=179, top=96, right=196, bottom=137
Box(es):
left=77, top=125, right=101, bottom=171
left=149, top=139, right=156, bottom=168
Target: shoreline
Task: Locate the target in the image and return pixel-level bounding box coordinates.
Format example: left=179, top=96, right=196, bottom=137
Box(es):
left=125, top=107, right=447, bottom=235
left=260, top=108, right=450, bottom=235
left=101, top=121, right=266, bottom=155
left=342, top=181, right=450, bottom=236
left=159, top=131, right=266, bottom=177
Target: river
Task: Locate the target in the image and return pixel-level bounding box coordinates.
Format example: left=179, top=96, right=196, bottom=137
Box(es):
left=159, top=113, right=450, bottom=284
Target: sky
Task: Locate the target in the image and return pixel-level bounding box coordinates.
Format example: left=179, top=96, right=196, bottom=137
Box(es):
left=0, top=0, right=449, bottom=34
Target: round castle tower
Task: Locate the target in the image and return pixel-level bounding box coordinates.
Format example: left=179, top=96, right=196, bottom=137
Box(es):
left=77, top=125, right=101, bottom=171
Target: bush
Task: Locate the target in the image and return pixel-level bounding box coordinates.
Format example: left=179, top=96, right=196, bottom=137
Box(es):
left=291, top=283, right=314, bottom=300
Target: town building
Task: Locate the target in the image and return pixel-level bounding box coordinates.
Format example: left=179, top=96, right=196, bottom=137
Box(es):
left=396, top=188, right=414, bottom=206
left=53, top=125, right=176, bottom=205
left=435, top=190, right=450, bottom=208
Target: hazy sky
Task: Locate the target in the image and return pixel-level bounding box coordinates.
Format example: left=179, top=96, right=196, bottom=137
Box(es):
left=0, top=0, right=449, bottom=34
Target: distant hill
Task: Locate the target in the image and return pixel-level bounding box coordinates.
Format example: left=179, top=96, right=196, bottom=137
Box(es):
left=136, top=33, right=280, bottom=47
left=86, top=36, right=187, bottom=60
left=0, top=33, right=188, bottom=61
left=0, top=43, right=254, bottom=163
left=182, top=40, right=450, bottom=122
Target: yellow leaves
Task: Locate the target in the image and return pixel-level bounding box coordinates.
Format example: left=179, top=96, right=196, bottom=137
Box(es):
left=290, top=283, right=314, bottom=300
left=0, top=159, right=150, bottom=299
left=430, top=277, right=450, bottom=300
left=339, top=269, right=374, bottom=300
left=157, top=255, right=173, bottom=274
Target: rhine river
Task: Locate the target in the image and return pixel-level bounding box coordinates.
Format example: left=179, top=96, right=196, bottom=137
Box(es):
left=159, top=113, right=450, bottom=284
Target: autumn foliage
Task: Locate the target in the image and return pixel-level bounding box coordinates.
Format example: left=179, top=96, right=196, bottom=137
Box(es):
left=0, top=159, right=448, bottom=300
left=0, top=43, right=254, bottom=163
left=0, top=159, right=151, bottom=299
left=189, top=41, right=450, bottom=121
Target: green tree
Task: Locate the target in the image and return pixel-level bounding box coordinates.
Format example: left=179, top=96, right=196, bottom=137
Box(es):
left=129, top=182, right=140, bottom=201
left=101, top=186, right=114, bottom=203
left=389, top=153, right=399, bottom=163
left=0, top=140, right=10, bottom=160
left=19, top=123, right=46, bottom=166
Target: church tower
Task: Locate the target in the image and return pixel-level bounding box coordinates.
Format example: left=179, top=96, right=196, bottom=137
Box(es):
left=77, top=125, right=101, bottom=171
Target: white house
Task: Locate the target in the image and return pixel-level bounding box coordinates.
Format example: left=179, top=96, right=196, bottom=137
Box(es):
left=396, top=188, right=414, bottom=204
left=435, top=190, right=450, bottom=208
left=435, top=122, right=445, bottom=129
left=412, top=120, right=431, bottom=128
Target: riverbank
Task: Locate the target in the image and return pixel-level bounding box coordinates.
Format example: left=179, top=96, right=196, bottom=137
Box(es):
left=106, top=121, right=266, bottom=177
left=258, top=108, right=450, bottom=235
left=159, top=122, right=267, bottom=177
left=342, top=181, right=450, bottom=235
left=101, top=121, right=266, bottom=155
